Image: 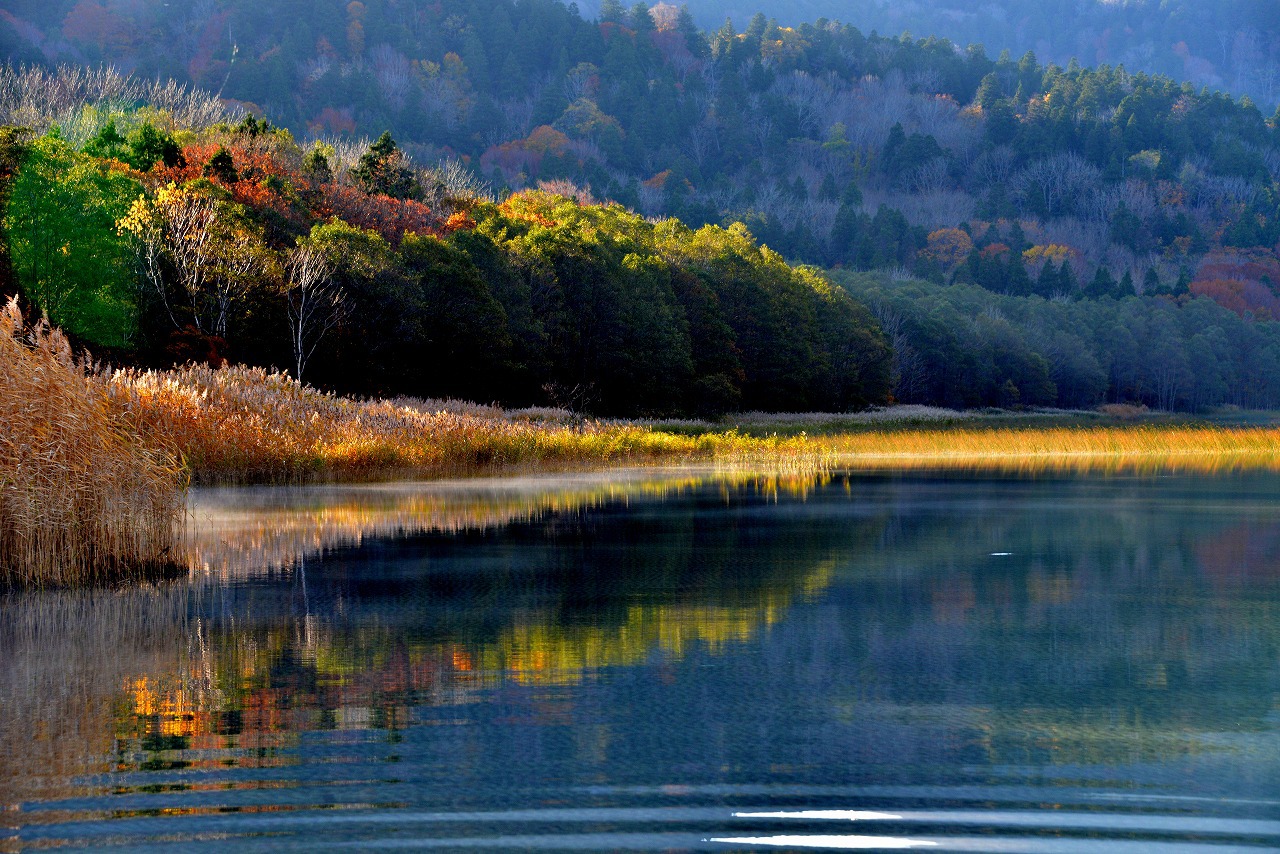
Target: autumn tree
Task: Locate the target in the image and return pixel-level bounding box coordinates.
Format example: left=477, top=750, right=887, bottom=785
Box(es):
left=117, top=182, right=267, bottom=343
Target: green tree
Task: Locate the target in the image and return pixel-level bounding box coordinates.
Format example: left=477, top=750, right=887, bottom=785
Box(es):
left=350, top=131, right=420, bottom=199
left=399, top=231, right=514, bottom=400
left=4, top=134, right=141, bottom=347
left=126, top=123, right=185, bottom=172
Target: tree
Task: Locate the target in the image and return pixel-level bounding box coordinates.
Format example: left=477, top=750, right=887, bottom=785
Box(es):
left=82, top=119, right=128, bottom=161
left=203, top=146, right=238, bottom=183
left=284, top=235, right=344, bottom=383
left=302, top=143, right=334, bottom=183
left=126, top=123, right=185, bottom=172
left=350, top=131, right=419, bottom=199
left=5, top=134, right=140, bottom=347
left=117, top=182, right=266, bottom=342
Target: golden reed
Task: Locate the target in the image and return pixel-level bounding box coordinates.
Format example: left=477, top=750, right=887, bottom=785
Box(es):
left=0, top=298, right=185, bottom=585
left=813, top=424, right=1280, bottom=476
left=101, top=363, right=739, bottom=482
left=102, top=361, right=1280, bottom=484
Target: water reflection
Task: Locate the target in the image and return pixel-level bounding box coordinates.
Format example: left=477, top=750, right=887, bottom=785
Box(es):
left=3, top=469, right=1280, bottom=849
left=184, top=468, right=833, bottom=576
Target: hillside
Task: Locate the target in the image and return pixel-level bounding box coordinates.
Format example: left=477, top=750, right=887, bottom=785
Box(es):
left=3, top=1, right=1280, bottom=413
left=660, top=0, right=1280, bottom=109
left=4, top=0, right=1278, bottom=300
left=0, top=82, right=890, bottom=415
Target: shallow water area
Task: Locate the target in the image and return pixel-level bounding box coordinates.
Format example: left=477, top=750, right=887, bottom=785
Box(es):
left=3, top=467, right=1280, bottom=851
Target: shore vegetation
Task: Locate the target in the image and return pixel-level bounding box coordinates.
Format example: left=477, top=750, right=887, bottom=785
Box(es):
left=0, top=298, right=184, bottom=585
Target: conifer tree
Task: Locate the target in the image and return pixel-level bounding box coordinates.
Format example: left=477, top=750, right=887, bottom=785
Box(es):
left=351, top=132, right=419, bottom=199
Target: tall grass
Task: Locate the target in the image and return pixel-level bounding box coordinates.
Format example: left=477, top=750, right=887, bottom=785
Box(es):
left=101, top=363, right=1280, bottom=484
left=102, top=364, right=769, bottom=482
left=0, top=299, right=185, bottom=585
left=812, top=424, right=1280, bottom=475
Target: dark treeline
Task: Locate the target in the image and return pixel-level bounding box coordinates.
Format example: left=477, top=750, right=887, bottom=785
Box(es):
left=0, top=111, right=889, bottom=415
left=841, top=271, right=1280, bottom=411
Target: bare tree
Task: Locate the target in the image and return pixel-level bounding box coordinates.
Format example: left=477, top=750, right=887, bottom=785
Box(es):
left=119, top=185, right=264, bottom=341
left=562, top=63, right=599, bottom=103
left=873, top=303, right=928, bottom=402
left=688, top=115, right=720, bottom=167
left=284, top=241, right=344, bottom=383
left=909, top=157, right=950, bottom=195
left=967, top=145, right=1018, bottom=188
left=371, top=44, right=414, bottom=110
left=1015, top=152, right=1101, bottom=218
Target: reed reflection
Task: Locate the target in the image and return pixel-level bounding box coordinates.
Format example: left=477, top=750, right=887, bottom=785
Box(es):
left=4, top=472, right=851, bottom=809
left=184, top=468, right=834, bottom=577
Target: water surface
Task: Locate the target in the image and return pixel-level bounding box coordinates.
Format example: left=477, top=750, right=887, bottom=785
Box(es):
left=3, top=469, right=1279, bottom=851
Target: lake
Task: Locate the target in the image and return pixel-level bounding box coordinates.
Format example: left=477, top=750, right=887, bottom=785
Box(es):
left=2, top=468, right=1279, bottom=851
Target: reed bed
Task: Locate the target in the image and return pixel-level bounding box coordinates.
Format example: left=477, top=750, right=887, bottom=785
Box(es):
left=0, top=299, right=185, bottom=585
left=816, top=424, right=1280, bottom=475
left=99, top=363, right=1280, bottom=483
left=101, top=364, right=794, bottom=482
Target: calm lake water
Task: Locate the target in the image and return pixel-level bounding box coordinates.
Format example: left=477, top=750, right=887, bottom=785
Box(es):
left=3, top=468, right=1280, bottom=851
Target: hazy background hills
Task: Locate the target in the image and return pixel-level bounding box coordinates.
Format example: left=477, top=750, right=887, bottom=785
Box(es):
left=5, top=0, right=1277, bottom=108
left=630, top=0, right=1280, bottom=108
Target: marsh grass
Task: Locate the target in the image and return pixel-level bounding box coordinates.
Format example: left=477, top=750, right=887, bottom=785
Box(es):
left=102, top=364, right=785, bottom=483
left=0, top=299, right=185, bottom=585
left=814, top=424, right=1280, bottom=475
left=100, top=364, right=1280, bottom=484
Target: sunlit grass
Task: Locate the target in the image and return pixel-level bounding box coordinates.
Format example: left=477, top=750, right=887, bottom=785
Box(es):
left=101, top=364, right=807, bottom=482
left=812, top=424, right=1280, bottom=475
left=101, top=364, right=1280, bottom=484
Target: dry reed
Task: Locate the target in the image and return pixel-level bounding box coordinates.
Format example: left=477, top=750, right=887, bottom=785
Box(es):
left=102, top=364, right=755, bottom=482
left=816, top=424, right=1280, bottom=475
left=0, top=298, right=186, bottom=585
left=99, top=363, right=1280, bottom=484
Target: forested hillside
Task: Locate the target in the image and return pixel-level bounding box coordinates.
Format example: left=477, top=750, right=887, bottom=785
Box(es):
left=660, top=0, right=1280, bottom=109
left=4, top=1, right=1280, bottom=413
left=0, top=71, right=888, bottom=414
left=4, top=0, right=1278, bottom=305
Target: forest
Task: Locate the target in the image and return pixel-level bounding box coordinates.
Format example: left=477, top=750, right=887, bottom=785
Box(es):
left=0, top=81, right=888, bottom=415
left=2, top=0, right=1280, bottom=413
left=662, top=0, right=1280, bottom=109
left=5, top=0, right=1279, bottom=301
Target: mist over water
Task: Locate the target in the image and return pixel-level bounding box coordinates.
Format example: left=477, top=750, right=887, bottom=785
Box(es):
left=3, top=470, right=1279, bottom=851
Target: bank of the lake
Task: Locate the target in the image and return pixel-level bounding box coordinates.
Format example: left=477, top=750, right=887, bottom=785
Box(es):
left=105, top=364, right=1280, bottom=484
left=8, top=320, right=1280, bottom=585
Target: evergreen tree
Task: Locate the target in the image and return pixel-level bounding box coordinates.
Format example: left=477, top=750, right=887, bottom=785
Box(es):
left=351, top=132, right=419, bottom=199
left=1118, top=269, right=1134, bottom=296
left=1143, top=266, right=1161, bottom=294
left=1033, top=261, right=1058, bottom=297
left=1085, top=265, right=1116, bottom=299
left=204, top=147, right=239, bottom=183
left=1058, top=259, right=1078, bottom=295
left=1006, top=256, right=1033, bottom=296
